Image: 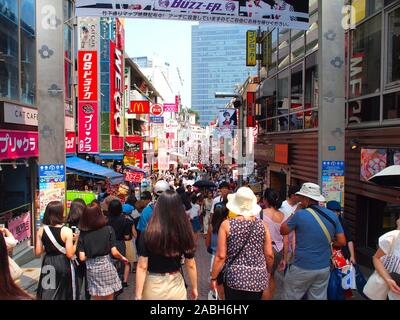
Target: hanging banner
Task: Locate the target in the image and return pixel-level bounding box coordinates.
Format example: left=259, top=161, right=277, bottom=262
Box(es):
left=76, top=0, right=310, bottom=30
left=0, top=130, right=38, bottom=160
left=78, top=102, right=99, bottom=153
left=246, top=30, right=257, bottom=67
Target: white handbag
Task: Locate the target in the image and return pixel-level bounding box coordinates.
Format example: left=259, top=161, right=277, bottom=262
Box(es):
left=363, top=270, right=389, bottom=300
left=8, top=256, right=23, bottom=281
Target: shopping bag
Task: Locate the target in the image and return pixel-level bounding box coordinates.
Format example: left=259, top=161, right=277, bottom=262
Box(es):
left=327, top=268, right=345, bottom=300
left=341, top=264, right=356, bottom=290
left=208, top=289, right=219, bottom=300
left=354, top=264, right=367, bottom=298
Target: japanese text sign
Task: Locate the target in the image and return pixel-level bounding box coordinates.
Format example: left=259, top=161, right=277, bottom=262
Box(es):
left=78, top=102, right=99, bottom=153
left=0, top=130, right=38, bottom=160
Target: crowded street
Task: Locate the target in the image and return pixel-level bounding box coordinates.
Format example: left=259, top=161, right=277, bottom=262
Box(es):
left=0, top=0, right=400, bottom=308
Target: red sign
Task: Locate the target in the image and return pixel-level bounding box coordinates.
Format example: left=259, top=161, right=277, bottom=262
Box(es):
left=0, top=130, right=38, bottom=160
left=8, top=212, right=31, bottom=243
left=129, top=100, right=150, bottom=114
left=78, top=51, right=98, bottom=101
left=65, top=131, right=76, bottom=154
left=166, top=132, right=175, bottom=139
left=275, top=144, right=289, bottom=164
left=247, top=92, right=256, bottom=127
left=125, top=136, right=143, bottom=168
left=151, top=104, right=164, bottom=116
left=111, top=135, right=124, bottom=151
left=125, top=171, right=144, bottom=183
left=78, top=102, right=99, bottom=153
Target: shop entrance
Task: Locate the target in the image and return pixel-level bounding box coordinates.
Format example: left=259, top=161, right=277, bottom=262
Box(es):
left=270, top=170, right=287, bottom=202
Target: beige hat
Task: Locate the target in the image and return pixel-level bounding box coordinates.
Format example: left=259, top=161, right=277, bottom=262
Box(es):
left=226, top=187, right=261, bottom=217
left=296, top=183, right=326, bottom=202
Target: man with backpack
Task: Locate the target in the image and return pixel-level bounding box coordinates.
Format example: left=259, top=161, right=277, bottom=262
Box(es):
left=280, top=183, right=346, bottom=300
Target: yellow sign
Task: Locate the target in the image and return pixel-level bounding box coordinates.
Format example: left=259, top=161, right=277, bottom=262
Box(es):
left=246, top=30, right=257, bottom=67
left=352, top=0, right=366, bottom=24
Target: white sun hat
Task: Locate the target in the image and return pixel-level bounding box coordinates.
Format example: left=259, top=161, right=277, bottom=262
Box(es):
left=296, top=183, right=326, bottom=202
left=226, top=187, right=261, bottom=217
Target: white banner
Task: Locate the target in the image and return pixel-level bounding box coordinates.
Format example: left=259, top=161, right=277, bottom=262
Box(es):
left=76, top=0, right=310, bottom=30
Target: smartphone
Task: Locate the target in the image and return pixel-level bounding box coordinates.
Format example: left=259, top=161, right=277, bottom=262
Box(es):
left=71, top=226, right=77, bottom=233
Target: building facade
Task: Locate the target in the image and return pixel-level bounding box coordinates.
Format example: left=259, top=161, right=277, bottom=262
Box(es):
left=191, top=24, right=256, bottom=126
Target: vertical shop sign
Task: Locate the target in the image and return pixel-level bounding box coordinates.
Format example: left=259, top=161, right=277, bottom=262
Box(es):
left=246, top=30, right=257, bottom=67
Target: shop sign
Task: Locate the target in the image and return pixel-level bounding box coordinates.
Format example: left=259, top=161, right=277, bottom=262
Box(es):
left=151, top=104, right=164, bottom=116
left=0, top=130, right=38, bottom=160
left=65, top=131, right=76, bottom=154
left=66, top=191, right=96, bottom=210
left=76, top=0, right=310, bottom=30
left=246, top=30, right=257, bottom=67
left=274, top=144, right=288, bottom=164
left=78, top=51, right=98, bottom=101
left=247, top=91, right=256, bottom=127
left=163, top=103, right=178, bottom=113
left=150, top=116, right=164, bottom=124
left=125, top=136, right=143, bottom=168
left=109, top=18, right=124, bottom=151
left=3, top=103, right=38, bottom=126
left=78, top=17, right=99, bottom=51
left=322, top=161, right=345, bottom=207
left=78, top=102, right=99, bottom=153
left=129, top=100, right=150, bottom=114
left=8, top=212, right=31, bottom=243
left=125, top=171, right=144, bottom=183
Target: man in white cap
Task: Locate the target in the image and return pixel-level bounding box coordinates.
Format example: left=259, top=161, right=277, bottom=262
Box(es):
left=280, top=182, right=346, bottom=300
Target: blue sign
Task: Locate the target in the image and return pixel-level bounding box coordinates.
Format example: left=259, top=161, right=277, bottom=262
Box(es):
left=328, top=146, right=336, bottom=151
left=150, top=116, right=164, bottom=124
left=39, top=164, right=65, bottom=183
left=322, top=161, right=344, bottom=176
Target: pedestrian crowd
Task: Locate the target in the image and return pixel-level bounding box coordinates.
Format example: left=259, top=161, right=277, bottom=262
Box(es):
left=1, top=164, right=399, bottom=301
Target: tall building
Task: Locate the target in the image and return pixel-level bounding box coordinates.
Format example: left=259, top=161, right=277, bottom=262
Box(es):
left=191, top=24, right=256, bottom=126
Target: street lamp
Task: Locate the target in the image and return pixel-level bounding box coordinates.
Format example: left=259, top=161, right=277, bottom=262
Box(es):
left=214, top=92, right=245, bottom=187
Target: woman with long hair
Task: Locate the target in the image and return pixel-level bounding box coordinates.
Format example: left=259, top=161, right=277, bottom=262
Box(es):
left=0, top=232, right=33, bottom=300
left=210, top=187, right=274, bottom=300
left=78, top=203, right=128, bottom=300
left=261, top=188, right=287, bottom=300
left=36, top=201, right=78, bottom=300
left=135, top=190, right=198, bottom=300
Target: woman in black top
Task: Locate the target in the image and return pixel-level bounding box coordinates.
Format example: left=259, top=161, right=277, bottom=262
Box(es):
left=35, top=201, right=78, bottom=300
left=78, top=203, right=128, bottom=300
left=136, top=190, right=198, bottom=300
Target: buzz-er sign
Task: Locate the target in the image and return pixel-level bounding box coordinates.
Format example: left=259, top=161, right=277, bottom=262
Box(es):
left=247, top=30, right=257, bottom=67
left=76, top=0, right=310, bottom=30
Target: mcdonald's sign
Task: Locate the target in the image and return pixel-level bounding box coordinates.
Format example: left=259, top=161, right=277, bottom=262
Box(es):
left=128, top=100, right=150, bottom=114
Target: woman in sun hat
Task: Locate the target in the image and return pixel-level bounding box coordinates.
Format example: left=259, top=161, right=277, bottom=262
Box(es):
left=210, top=187, right=274, bottom=300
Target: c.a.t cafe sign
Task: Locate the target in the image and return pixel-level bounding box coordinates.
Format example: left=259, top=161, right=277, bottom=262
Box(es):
left=150, top=104, right=164, bottom=117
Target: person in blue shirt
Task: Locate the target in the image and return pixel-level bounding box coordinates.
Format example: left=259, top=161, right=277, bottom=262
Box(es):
left=136, top=180, right=170, bottom=255
left=280, top=183, right=346, bottom=300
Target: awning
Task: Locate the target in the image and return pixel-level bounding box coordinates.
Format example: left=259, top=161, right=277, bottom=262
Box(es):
left=66, top=156, right=124, bottom=185
left=256, top=78, right=276, bottom=102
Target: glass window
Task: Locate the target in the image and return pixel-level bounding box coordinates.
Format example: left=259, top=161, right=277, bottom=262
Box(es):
left=352, top=0, right=384, bottom=25
left=64, top=25, right=72, bottom=60
left=278, top=29, right=290, bottom=69
left=268, top=29, right=278, bottom=75
left=305, top=109, right=318, bottom=129
left=291, top=31, right=305, bottom=62
left=289, top=112, right=304, bottom=130
left=306, top=12, right=318, bottom=53
left=350, top=14, right=381, bottom=98
left=278, top=69, right=289, bottom=110
left=348, top=96, right=380, bottom=123
left=383, top=91, right=400, bottom=120
left=0, top=0, right=19, bottom=100
left=305, top=52, right=318, bottom=110
left=387, top=7, right=400, bottom=84
left=291, top=63, right=303, bottom=110
left=20, top=0, right=36, bottom=105
left=64, top=60, right=72, bottom=101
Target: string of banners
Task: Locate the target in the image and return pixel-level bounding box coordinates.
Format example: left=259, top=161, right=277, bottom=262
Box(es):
left=76, top=0, right=310, bottom=30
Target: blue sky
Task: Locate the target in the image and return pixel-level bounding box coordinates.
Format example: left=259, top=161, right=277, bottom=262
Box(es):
left=124, top=19, right=198, bottom=108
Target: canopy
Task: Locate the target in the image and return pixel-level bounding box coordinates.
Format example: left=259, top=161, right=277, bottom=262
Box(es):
left=368, top=165, right=400, bottom=188
left=66, top=156, right=124, bottom=185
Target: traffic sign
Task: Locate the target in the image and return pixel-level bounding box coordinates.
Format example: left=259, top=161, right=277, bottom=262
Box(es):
left=151, top=104, right=164, bottom=117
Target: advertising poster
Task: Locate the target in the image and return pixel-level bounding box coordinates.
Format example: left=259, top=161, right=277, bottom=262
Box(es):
left=76, top=0, right=310, bottom=30
left=218, top=109, right=237, bottom=128
left=39, top=164, right=66, bottom=221
left=322, top=161, right=345, bottom=207
left=360, top=148, right=387, bottom=181
left=8, top=212, right=31, bottom=243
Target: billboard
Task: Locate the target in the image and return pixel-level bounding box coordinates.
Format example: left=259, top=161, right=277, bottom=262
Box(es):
left=109, top=18, right=124, bottom=151
left=76, top=0, right=310, bottom=30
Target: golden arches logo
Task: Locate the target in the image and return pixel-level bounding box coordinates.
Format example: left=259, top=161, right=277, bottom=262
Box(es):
left=130, top=101, right=149, bottom=113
